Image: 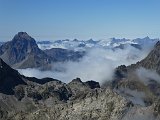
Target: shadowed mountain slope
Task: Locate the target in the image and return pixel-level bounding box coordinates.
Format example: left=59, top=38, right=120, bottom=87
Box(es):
left=0, top=32, right=52, bottom=69
left=0, top=58, right=26, bottom=94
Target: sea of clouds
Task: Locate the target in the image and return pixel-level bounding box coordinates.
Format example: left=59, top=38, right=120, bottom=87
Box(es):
left=18, top=43, right=153, bottom=84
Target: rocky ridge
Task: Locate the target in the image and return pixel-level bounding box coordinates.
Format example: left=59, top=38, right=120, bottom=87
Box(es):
left=109, top=41, right=160, bottom=110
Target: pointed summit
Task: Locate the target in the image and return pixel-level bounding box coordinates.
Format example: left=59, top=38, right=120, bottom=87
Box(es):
left=16, top=32, right=30, bottom=38
left=13, top=32, right=34, bottom=42
left=12, top=32, right=37, bottom=47
left=0, top=32, right=52, bottom=69
left=144, top=36, right=150, bottom=39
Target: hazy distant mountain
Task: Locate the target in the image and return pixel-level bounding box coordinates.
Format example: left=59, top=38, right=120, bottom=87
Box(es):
left=44, top=48, right=85, bottom=62
left=37, top=37, right=159, bottom=51
left=114, top=43, right=142, bottom=50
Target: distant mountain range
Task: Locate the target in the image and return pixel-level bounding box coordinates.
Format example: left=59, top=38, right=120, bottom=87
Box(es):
left=37, top=36, right=159, bottom=51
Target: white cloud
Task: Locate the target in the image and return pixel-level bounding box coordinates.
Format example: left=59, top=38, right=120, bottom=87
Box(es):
left=136, top=67, right=160, bottom=84
left=18, top=44, right=152, bottom=84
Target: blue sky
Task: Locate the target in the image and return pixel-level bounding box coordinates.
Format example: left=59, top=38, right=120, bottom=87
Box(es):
left=0, top=0, right=160, bottom=41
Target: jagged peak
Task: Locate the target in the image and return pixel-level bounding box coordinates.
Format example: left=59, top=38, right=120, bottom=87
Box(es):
left=10, top=32, right=38, bottom=49
left=13, top=32, right=34, bottom=41
left=17, top=32, right=28, bottom=36
left=85, top=80, right=100, bottom=89
left=71, top=78, right=83, bottom=83
left=87, top=38, right=94, bottom=41
left=73, top=39, right=78, bottom=42
left=144, top=36, right=150, bottom=39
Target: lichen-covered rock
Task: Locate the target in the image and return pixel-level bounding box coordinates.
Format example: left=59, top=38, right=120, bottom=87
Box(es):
left=11, top=88, right=131, bottom=120
left=14, top=85, right=25, bottom=101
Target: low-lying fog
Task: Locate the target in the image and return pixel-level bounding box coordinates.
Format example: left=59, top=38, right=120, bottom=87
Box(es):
left=18, top=44, right=153, bottom=83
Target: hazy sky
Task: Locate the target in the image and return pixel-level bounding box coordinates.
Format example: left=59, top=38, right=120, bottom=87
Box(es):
left=0, top=0, right=160, bottom=41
